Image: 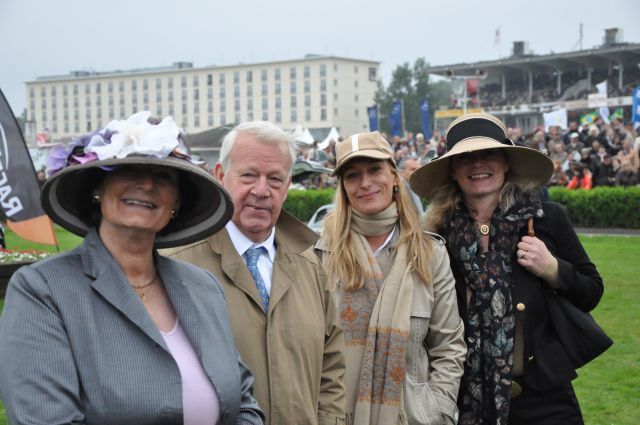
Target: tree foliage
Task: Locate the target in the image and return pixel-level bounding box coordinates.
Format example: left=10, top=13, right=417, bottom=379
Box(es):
left=374, top=58, right=451, bottom=136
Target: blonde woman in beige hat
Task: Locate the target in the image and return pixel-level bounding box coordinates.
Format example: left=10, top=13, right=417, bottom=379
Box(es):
left=411, top=113, right=605, bottom=425
left=316, top=131, right=466, bottom=425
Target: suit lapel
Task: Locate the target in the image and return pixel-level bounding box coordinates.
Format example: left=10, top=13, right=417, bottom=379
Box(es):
left=81, top=230, right=168, bottom=350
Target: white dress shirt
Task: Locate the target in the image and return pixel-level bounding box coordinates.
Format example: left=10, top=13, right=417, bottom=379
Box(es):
left=226, top=221, right=276, bottom=294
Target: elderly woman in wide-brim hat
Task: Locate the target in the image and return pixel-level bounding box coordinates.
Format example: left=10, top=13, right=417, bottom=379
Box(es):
left=0, top=111, right=264, bottom=425
left=411, top=113, right=604, bottom=425
left=316, top=131, right=466, bottom=425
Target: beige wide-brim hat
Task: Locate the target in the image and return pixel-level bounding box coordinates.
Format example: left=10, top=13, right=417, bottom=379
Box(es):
left=410, top=113, right=553, bottom=200
left=42, top=156, right=233, bottom=249
left=331, top=131, right=395, bottom=176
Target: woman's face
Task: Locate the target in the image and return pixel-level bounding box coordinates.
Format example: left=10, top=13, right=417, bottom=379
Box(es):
left=451, top=149, right=509, bottom=202
left=341, top=158, right=398, bottom=216
left=98, top=165, right=179, bottom=237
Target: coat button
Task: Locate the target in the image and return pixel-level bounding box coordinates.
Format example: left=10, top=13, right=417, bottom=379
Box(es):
left=516, top=303, right=526, bottom=311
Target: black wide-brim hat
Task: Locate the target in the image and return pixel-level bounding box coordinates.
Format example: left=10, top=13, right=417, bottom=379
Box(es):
left=410, top=112, right=553, bottom=201
left=41, top=156, right=233, bottom=249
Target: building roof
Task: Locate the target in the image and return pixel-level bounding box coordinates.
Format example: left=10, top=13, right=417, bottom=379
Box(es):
left=425, top=43, right=640, bottom=77
left=29, top=55, right=380, bottom=84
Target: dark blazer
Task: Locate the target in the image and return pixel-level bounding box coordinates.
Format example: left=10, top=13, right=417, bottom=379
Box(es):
left=0, top=229, right=263, bottom=425
left=449, top=202, right=604, bottom=391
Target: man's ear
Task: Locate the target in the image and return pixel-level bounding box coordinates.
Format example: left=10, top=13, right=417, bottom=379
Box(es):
left=214, top=163, right=225, bottom=183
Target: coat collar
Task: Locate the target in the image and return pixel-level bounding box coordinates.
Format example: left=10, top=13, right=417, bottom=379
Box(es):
left=79, top=229, right=198, bottom=351
left=206, top=210, right=318, bottom=316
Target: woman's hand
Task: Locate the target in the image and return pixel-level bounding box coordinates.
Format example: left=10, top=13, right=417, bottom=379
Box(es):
left=516, top=236, right=559, bottom=286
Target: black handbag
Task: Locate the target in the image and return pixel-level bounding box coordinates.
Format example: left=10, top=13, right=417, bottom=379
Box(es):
left=527, top=218, right=613, bottom=369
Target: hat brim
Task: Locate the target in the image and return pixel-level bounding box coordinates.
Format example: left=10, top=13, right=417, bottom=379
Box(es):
left=41, top=156, right=233, bottom=249
left=410, top=137, right=553, bottom=200
left=330, top=149, right=393, bottom=176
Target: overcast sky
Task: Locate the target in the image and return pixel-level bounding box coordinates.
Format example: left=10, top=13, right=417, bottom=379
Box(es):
left=2, top=0, right=639, bottom=115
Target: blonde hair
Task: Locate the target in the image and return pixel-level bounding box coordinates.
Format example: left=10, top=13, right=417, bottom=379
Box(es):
left=323, top=163, right=432, bottom=291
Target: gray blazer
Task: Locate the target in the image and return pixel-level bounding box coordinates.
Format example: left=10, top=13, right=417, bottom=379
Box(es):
left=0, top=229, right=264, bottom=425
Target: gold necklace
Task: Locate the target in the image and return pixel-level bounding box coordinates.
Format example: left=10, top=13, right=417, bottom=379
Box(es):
left=474, top=218, right=491, bottom=236
left=131, top=272, right=157, bottom=301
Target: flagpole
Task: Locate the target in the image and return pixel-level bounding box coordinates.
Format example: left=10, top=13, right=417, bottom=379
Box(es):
left=400, top=99, right=406, bottom=138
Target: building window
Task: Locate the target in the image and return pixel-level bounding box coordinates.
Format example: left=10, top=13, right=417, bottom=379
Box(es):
left=369, top=67, right=377, bottom=81
left=156, top=92, right=162, bottom=103
left=262, top=98, right=268, bottom=109
left=51, top=86, right=57, bottom=96
left=234, top=113, right=240, bottom=123
left=275, top=96, right=281, bottom=109
left=194, top=88, right=200, bottom=100
left=208, top=87, right=213, bottom=99
left=131, top=81, right=137, bottom=91
left=275, top=110, right=281, bottom=123
left=234, top=85, right=240, bottom=97
left=290, top=81, right=296, bottom=94
left=304, top=80, right=310, bottom=93
left=234, top=99, right=240, bottom=112
left=220, top=99, right=226, bottom=112
left=219, top=73, right=226, bottom=84
left=168, top=91, right=174, bottom=102
left=305, top=95, right=310, bottom=107
left=208, top=115, right=214, bottom=126
left=321, top=109, right=327, bottom=120
left=291, top=110, right=297, bottom=122
left=334, top=107, right=338, bottom=116
left=207, top=74, right=213, bottom=86
left=156, top=78, right=162, bottom=90
left=334, top=79, right=338, bottom=87
left=275, top=83, right=281, bottom=95
left=194, top=116, right=200, bottom=127
left=321, top=94, right=327, bottom=106
left=208, top=101, right=213, bottom=113
left=143, top=79, right=148, bottom=90
left=261, top=69, right=267, bottom=82
left=275, top=68, right=281, bottom=81
left=290, top=67, right=296, bottom=79
left=233, top=72, right=239, bottom=84
left=168, top=78, right=174, bottom=89
left=304, top=66, right=310, bottom=79
left=320, top=64, right=327, bottom=77
left=221, top=113, right=226, bottom=124
left=63, top=85, right=68, bottom=96
left=262, top=111, right=268, bottom=121
left=220, top=86, right=226, bottom=97
left=305, top=109, right=311, bottom=121
left=193, top=75, right=199, bottom=86
left=74, top=85, right=79, bottom=96
left=247, top=85, right=253, bottom=97
left=354, top=80, right=358, bottom=88
left=262, top=83, right=267, bottom=96
left=334, top=93, right=338, bottom=101
left=334, top=63, right=338, bottom=71
left=247, top=98, right=253, bottom=111
left=246, top=70, right=252, bottom=83
left=181, top=76, right=187, bottom=88
left=354, top=66, right=358, bottom=73
left=320, top=80, right=326, bottom=91
left=354, top=94, right=359, bottom=102
left=290, top=96, right=296, bottom=108
left=355, top=109, right=359, bottom=117
left=248, top=111, right=254, bottom=121
left=194, top=103, right=200, bottom=113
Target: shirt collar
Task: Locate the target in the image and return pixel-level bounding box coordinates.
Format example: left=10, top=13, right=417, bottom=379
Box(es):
left=226, top=220, right=276, bottom=261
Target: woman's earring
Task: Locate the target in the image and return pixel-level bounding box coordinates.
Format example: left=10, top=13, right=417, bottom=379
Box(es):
left=170, top=209, right=178, bottom=219
left=393, top=185, right=399, bottom=193
left=92, top=194, right=101, bottom=203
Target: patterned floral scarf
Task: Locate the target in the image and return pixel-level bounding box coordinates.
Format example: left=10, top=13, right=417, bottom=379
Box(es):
left=338, top=202, right=413, bottom=425
left=442, top=195, right=542, bottom=425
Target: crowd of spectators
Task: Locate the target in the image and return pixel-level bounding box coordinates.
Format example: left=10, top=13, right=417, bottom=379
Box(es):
left=295, top=117, right=640, bottom=191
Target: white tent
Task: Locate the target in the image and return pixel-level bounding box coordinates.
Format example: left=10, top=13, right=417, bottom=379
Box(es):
left=318, top=127, right=340, bottom=149
left=291, top=124, right=314, bottom=145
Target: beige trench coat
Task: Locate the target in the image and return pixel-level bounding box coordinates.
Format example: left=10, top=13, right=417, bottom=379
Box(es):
left=316, top=233, right=466, bottom=425
left=164, top=211, right=346, bottom=425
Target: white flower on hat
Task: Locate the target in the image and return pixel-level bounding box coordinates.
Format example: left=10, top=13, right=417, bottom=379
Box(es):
left=86, top=111, right=180, bottom=160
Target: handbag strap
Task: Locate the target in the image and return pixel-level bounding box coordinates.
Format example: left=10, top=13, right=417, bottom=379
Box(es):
left=527, top=218, right=535, bottom=237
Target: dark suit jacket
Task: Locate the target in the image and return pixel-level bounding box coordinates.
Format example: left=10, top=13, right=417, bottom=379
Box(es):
left=449, top=202, right=604, bottom=391
left=0, top=229, right=263, bottom=425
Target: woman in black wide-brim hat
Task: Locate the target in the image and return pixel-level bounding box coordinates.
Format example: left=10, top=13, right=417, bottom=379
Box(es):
left=0, top=112, right=264, bottom=425
left=410, top=113, right=605, bottom=425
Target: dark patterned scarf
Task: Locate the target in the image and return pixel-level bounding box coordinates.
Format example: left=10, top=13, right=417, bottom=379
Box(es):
left=443, top=195, right=542, bottom=425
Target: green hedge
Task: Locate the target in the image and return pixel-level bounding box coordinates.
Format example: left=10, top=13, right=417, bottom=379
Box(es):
left=548, top=186, right=640, bottom=228
left=284, top=187, right=640, bottom=229
left=284, top=189, right=335, bottom=222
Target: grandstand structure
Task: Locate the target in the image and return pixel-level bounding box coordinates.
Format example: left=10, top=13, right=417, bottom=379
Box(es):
left=426, top=28, right=640, bottom=132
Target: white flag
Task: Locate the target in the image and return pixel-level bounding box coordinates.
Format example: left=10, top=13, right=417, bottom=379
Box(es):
left=543, top=108, right=568, bottom=132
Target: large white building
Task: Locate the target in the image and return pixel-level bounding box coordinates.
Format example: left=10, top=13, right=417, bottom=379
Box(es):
left=26, top=55, right=380, bottom=144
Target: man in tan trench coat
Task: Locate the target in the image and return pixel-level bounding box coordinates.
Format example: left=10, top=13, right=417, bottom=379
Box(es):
left=165, top=121, right=345, bottom=425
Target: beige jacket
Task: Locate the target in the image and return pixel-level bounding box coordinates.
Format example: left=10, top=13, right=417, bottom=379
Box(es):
left=164, top=211, right=346, bottom=425
left=317, top=233, right=466, bottom=425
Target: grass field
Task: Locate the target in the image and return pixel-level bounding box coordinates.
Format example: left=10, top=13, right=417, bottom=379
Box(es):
left=0, top=234, right=638, bottom=424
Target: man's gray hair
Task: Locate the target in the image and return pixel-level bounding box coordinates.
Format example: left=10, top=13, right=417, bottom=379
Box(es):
left=219, top=121, right=297, bottom=175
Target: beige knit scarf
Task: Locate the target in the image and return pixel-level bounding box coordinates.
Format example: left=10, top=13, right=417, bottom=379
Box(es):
left=339, top=203, right=414, bottom=425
